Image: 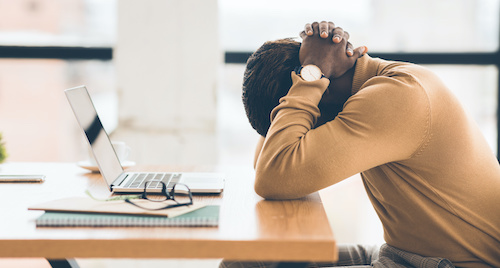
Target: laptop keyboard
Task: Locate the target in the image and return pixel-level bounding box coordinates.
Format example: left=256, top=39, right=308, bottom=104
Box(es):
left=123, top=173, right=181, bottom=189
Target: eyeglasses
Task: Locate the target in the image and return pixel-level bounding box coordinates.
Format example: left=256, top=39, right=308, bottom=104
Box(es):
left=126, top=181, right=193, bottom=210
left=85, top=182, right=193, bottom=211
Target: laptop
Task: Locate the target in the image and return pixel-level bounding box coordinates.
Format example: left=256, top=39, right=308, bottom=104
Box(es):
left=65, top=85, right=225, bottom=194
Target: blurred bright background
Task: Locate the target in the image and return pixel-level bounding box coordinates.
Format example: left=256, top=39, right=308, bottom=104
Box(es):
left=0, top=0, right=498, bottom=267
left=0, top=0, right=497, bottom=166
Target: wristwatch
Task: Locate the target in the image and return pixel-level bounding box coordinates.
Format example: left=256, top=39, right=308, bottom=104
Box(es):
left=295, top=64, right=325, bottom=82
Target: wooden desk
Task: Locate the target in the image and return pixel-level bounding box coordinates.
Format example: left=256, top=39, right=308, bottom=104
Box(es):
left=0, top=162, right=337, bottom=263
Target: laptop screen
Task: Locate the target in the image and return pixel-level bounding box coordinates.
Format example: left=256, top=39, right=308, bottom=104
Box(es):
left=65, top=86, right=123, bottom=189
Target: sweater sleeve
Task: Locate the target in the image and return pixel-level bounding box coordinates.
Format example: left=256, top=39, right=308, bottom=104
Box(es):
left=254, top=70, right=430, bottom=199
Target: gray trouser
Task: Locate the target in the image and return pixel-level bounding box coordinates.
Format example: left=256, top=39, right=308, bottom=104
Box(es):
left=219, top=244, right=455, bottom=268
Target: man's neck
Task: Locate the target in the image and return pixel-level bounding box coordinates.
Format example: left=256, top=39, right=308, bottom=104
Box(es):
left=316, top=66, right=355, bottom=127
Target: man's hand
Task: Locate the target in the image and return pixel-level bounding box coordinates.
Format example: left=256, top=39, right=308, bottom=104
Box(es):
left=299, top=21, right=367, bottom=79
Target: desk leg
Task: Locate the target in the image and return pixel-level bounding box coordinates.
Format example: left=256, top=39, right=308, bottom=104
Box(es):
left=273, top=262, right=308, bottom=268
left=47, top=259, right=79, bottom=268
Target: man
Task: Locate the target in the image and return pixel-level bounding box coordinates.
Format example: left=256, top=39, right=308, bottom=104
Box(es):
left=223, top=22, right=500, bottom=267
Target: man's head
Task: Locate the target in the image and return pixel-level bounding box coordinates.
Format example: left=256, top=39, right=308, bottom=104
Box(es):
left=242, top=38, right=301, bottom=137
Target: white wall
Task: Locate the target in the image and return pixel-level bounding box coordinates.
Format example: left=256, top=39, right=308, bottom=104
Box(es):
left=114, top=0, right=221, bottom=165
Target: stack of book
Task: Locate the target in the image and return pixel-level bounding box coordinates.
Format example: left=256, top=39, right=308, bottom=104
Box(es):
left=29, top=197, right=220, bottom=227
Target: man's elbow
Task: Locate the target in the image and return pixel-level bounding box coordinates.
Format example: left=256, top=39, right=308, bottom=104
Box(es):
left=254, top=180, right=280, bottom=199
left=254, top=175, right=305, bottom=200
left=254, top=156, right=310, bottom=199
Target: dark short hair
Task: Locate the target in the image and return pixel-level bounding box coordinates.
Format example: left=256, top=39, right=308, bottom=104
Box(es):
left=242, top=38, right=301, bottom=137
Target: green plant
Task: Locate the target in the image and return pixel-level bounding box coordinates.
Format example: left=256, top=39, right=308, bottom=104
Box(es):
left=0, top=132, right=7, bottom=163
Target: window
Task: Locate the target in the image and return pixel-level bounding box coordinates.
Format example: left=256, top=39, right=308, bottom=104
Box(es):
left=0, top=59, right=115, bottom=161
left=0, top=0, right=116, bottom=162
left=0, top=0, right=116, bottom=46
left=219, top=0, right=499, bottom=53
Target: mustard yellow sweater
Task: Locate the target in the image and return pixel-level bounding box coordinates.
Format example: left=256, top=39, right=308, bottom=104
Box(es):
left=254, top=55, right=500, bottom=267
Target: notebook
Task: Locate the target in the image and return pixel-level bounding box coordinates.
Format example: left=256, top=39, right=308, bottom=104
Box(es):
left=36, top=205, right=220, bottom=227
left=65, top=85, right=225, bottom=194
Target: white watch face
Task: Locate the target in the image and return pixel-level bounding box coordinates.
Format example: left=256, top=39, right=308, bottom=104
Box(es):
left=301, top=65, right=323, bottom=81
